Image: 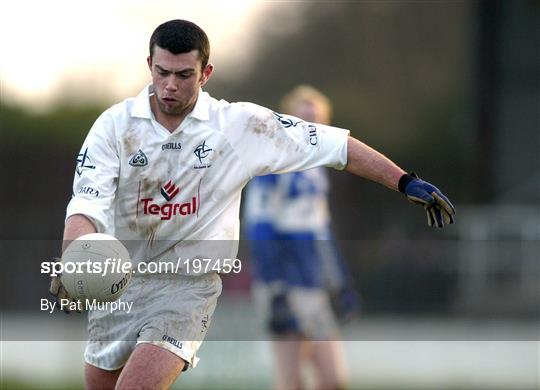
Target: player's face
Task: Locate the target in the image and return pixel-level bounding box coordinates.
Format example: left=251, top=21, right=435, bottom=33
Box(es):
left=147, top=46, right=213, bottom=117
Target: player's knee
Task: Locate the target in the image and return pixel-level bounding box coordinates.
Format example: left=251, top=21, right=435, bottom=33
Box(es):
left=115, top=344, right=186, bottom=389
left=84, top=363, right=121, bottom=390
left=115, top=367, right=184, bottom=390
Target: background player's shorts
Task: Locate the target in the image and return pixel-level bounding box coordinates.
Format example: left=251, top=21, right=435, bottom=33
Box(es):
left=247, top=223, right=359, bottom=337
left=84, top=272, right=222, bottom=371
left=247, top=224, right=326, bottom=288
left=253, top=282, right=339, bottom=339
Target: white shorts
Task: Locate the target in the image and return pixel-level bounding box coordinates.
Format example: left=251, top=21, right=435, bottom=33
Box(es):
left=253, top=282, right=338, bottom=339
left=84, top=272, right=222, bottom=371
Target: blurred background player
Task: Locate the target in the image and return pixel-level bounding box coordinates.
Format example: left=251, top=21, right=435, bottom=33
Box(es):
left=244, top=85, right=361, bottom=390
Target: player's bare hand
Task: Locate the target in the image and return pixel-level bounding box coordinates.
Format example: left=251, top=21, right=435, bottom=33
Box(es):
left=49, top=258, right=81, bottom=313
left=398, top=173, right=456, bottom=228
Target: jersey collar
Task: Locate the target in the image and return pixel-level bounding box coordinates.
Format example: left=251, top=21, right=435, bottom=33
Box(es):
left=189, top=89, right=210, bottom=121
left=131, top=84, right=210, bottom=121
left=131, top=84, right=153, bottom=119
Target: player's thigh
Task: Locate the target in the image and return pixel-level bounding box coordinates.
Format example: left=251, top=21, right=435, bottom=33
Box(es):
left=288, top=287, right=338, bottom=339
left=85, top=363, right=122, bottom=390
left=115, top=343, right=186, bottom=390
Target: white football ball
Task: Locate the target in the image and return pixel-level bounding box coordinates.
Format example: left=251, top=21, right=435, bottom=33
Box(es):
left=60, top=233, right=132, bottom=302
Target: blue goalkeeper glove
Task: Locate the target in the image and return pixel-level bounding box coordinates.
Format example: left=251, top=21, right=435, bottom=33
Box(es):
left=398, top=173, right=456, bottom=228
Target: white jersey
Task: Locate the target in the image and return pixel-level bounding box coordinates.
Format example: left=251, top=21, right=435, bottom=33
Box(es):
left=67, top=85, right=349, bottom=272
left=243, top=168, right=331, bottom=232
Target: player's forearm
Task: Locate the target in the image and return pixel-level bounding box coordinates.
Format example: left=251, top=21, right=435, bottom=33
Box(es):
left=345, top=136, right=406, bottom=191
left=62, top=214, right=97, bottom=252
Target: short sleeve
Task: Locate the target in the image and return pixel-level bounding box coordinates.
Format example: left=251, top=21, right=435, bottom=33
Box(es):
left=225, top=103, right=349, bottom=178
left=65, top=111, right=119, bottom=233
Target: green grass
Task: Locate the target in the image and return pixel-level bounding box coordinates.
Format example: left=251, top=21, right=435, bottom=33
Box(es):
left=0, top=378, right=83, bottom=390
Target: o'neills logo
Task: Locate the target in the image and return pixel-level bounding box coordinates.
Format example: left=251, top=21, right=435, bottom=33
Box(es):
left=140, top=180, right=198, bottom=220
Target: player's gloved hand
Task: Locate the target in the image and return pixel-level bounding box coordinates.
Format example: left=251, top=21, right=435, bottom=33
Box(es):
left=398, top=173, right=456, bottom=228
left=330, top=286, right=361, bottom=324
left=49, top=257, right=81, bottom=313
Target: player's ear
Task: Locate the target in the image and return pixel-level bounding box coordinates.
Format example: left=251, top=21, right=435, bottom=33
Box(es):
left=147, top=56, right=152, bottom=71
left=200, top=63, right=214, bottom=87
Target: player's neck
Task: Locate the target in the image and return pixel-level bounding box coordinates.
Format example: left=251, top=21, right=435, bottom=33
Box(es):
left=150, top=96, right=192, bottom=133
left=156, top=114, right=183, bottom=133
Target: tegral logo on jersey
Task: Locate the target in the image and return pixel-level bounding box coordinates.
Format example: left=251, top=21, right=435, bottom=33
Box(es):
left=140, top=180, right=198, bottom=220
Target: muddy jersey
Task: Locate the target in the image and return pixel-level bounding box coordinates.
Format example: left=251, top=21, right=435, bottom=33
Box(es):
left=66, top=85, right=349, bottom=271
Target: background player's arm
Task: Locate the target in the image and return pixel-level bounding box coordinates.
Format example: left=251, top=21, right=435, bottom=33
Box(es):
left=345, top=136, right=405, bottom=191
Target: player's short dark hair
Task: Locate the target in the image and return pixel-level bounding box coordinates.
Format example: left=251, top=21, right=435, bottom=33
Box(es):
left=149, top=19, right=210, bottom=69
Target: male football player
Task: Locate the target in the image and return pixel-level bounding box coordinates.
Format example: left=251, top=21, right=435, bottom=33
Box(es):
left=244, top=85, right=359, bottom=389
left=51, top=19, right=454, bottom=389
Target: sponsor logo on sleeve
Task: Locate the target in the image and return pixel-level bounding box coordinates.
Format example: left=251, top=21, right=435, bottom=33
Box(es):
left=76, top=148, right=96, bottom=176
left=273, top=112, right=302, bottom=128
left=307, top=124, right=318, bottom=146
left=129, top=149, right=148, bottom=167
left=78, top=186, right=100, bottom=197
